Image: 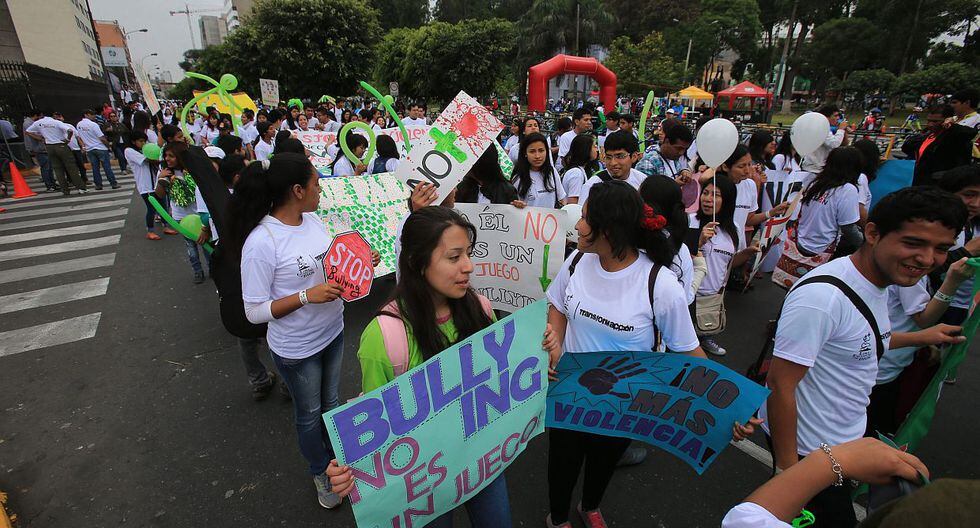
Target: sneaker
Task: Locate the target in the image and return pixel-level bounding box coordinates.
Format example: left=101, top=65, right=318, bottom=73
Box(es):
left=701, top=338, right=727, bottom=356
left=111, top=183, right=119, bottom=189
left=252, top=372, right=277, bottom=401
left=193, top=271, right=205, bottom=284
left=577, top=503, right=608, bottom=528
left=95, top=185, right=103, bottom=190
left=313, top=472, right=342, bottom=509
left=545, top=514, right=572, bottom=528
left=163, top=227, right=178, bottom=235
left=944, top=377, right=957, bottom=385
left=78, top=189, right=89, bottom=195
left=616, top=445, right=648, bottom=467
left=146, top=232, right=161, bottom=241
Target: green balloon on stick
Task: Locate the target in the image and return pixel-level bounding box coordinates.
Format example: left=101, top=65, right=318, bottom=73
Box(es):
left=339, top=121, right=377, bottom=166
left=638, top=90, right=656, bottom=152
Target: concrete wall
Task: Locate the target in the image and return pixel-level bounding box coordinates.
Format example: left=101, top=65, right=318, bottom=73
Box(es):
left=7, top=0, right=102, bottom=79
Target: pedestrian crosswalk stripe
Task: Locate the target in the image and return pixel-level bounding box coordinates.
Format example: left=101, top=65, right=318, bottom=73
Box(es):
left=0, top=277, right=110, bottom=315
left=1, top=185, right=135, bottom=206
left=0, top=190, right=135, bottom=211
left=0, top=254, right=115, bottom=285
left=0, top=235, right=120, bottom=263
left=0, top=199, right=131, bottom=220
left=0, top=313, right=101, bottom=358
left=0, top=220, right=126, bottom=246
left=27, top=175, right=134, bottom=188
left=0, top=208, right=128, bottom=232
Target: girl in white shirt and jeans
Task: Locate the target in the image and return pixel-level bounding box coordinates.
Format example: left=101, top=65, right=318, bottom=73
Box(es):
left=228, top=153, right=375, bottom=509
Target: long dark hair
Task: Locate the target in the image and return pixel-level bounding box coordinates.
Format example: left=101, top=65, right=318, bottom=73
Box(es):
left=802, top=146, right=862, bottom=205
left=748, top=130, right=775, bottom=169
left=513, top=132, right=555, bottom=198
left=718, top=144, right=750, bottom=176
left=639, top=175, right=688, bottom=254
left=376, top=134, right=399, bottom=160
left=562, top=133, right=600, bottom=177
left=852, top=138, right=881, bottom=182
left=456, top=148, right=519, bottom=204
left=774, top=131, right=799, bottom=168
left=390, top=207, right=493, bottom=360
left=331, top=133, right=368, bottom=170
left=225, top=153, right=315, bottom=259
left=132, top=111, right=151, bottom=135
left=696, top=174, right=739, bottom=244
left=518, top=117, right=541, bottom=139
left=582, top=180, right=673, bottom=266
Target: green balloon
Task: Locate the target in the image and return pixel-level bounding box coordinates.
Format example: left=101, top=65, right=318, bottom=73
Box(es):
left=339, top=121, right=377, bottom=166
left=142, top=143, right=162, bottom=161
left=179, top=214, right=204, bottom=239
left=219, top=73, right=237, bottom=91
left=384, top=95, right=394, bottom=106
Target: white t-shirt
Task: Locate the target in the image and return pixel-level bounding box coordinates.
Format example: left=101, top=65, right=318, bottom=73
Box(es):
left=797, top=184, right=860, bottom=255
left=772, top=154, right=800, bottom=175
left=670, top=243, right=695, bottom=305
left=323, top=120, right=341, bottom=134
left=696, top=219, right=736, bottom=296
left=195, top=187, right=218, bottom=239
left=518, top=169, right=566, bottom=208
left=241, top=213, right=344, bottom=359
left=722, top=503, right=788, bottom=528
left=164, top=169, right=196, bottom=221
left=578, top=168, right=646, bottom=206
left=76, top=118, right=108, bottom=151
left=561, top=167, right=588, bottom=200
left=800, top=128, right=845, bottom=174
left=66, top=125, right=81, bottom=150
left=546, top=251, right=699, bottom=353
left=503, top=135, right=519, bottom=152
left=254, top=139, right=274, bottom=161
left=125, top=147, right=153, bottom=194
left=759, top=256, right=891, bottom=454
left=733, top=177, right=759, bottom=249
left=403, top=116, right=427, bottom=126
left=146, top=129, right=158, bottom=145
left=238, top=123, right=258, bottom=145
left=333, top=156, right=356, bottom=177
left=877, top=279, right=929, bottom=384
left=857, top=173, right=872, bottom=207
left=556, top=130, right=578, bottom=170
left=201, top=125, right=220, bottom=145
left=27, top=116, right=73, bottom=144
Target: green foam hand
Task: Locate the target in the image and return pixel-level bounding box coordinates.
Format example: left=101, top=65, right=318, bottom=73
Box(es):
left=339, top=121, right=377, bottom=166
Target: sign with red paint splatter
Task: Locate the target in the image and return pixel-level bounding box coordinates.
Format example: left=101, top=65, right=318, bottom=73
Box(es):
left=324, top=231, right=375, bottom=302
left=394, top=91, right=503, bottom=198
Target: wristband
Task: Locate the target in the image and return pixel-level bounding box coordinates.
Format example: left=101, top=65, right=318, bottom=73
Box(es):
left=933, top=291, right=953, bottom=304
left=299, top=288, right=309, bottom=305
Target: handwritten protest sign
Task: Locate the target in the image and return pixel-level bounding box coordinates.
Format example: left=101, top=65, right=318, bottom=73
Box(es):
left=133, top=64, right=160, bottom=115
left=317, top=173, right=409, bottom=276
left=324, top=300, right=548, bottom=528
left=259, top=78, right=279, bottom=107
left=746, top=192, right=802, bottom=286
left=455, top=204, right=566, bottom=312
left=324, top=231, right=375, bottom=302
left=395, top=91, right=503, bottom=198
left=546, top=351, right=770, bottom=474
left=298, top=126, right=430, bottom=177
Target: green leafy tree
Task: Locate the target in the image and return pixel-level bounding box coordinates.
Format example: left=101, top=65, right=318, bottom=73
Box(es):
left=492, top=0, right=535, bottom=21
left=433, top=0, right=493, bottom=22
left=604, top=33, right=684, bottom=94
left=370, top=0, right=428, bottom=29
left=602, top=0, right=701, bottom=42
left=797, top=18, right=886, bottom=85
left=372, top=27, right=417, bottom=88
left=663, top=0, right=762, bottom=86
left=891, top=63, right=980, bottom=98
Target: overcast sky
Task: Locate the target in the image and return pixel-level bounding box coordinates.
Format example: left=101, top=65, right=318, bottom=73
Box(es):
left=90, top=0, right=224, bottom=81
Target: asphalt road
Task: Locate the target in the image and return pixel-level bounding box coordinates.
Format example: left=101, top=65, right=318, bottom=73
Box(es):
left=1, top=178, right=978, bottom=527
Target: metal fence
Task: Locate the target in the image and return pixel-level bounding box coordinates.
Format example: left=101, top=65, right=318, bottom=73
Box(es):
left=0, top=60, right=109, bottom=125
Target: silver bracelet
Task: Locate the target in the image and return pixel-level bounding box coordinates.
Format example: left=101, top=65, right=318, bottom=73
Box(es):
left=298, top=288, right=309, bottom=305
left=820, top=442, right=844, bottom=487
left=933, top=291, right=953, bottom=304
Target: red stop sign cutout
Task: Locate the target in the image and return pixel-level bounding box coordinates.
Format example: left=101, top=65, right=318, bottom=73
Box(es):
left=324, top=231, right=375, bottom=302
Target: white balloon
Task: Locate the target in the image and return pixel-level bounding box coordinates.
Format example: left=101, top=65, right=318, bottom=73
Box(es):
left=790, top=112, right=830, bottom=156
left=695, top=118, right=739, bottom=168
left=561, top=203, right=582, bottom=243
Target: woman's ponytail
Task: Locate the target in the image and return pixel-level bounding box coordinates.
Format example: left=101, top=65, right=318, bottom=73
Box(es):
left=225, top=161, right=272, bottom=259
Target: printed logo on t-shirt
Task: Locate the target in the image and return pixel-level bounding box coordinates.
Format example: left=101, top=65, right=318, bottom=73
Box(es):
left=296, top=255, right=315, bottom=278
left=735, top=204, right=753, bottom=210
left=577, top=306, right=635, bottom=332
left=853, top=332, right=874, bottom=361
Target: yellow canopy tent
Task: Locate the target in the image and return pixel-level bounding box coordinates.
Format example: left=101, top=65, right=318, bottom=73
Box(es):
left=672, top=85, right=714, bottom=101
left=192, top=90, right=258, bottom=115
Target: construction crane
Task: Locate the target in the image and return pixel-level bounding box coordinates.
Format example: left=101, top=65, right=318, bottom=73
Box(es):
left=169, top=3, right=223, bottom=49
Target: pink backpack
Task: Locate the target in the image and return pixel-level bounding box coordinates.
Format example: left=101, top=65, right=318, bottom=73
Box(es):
left=377, top=295, right=494, bottom=376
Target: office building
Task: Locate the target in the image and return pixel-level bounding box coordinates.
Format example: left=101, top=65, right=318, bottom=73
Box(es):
left=223, top=0, right=254, bottom=31
left=0, top=0, right=104, bottom=80
left=199, top=14, right=227, bottom=48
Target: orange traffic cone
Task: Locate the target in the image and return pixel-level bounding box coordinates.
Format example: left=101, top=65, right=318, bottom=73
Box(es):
left=9, top=162, right=36, bottom=199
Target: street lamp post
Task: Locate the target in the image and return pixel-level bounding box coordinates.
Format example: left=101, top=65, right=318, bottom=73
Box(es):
left=121, top=28, right=148, bottom=94
left=139, top=53, right=159, bottom=71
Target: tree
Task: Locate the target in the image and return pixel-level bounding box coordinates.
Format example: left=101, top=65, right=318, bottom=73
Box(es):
left=604, top=33, right=684, bottom=94
left=891, top=62, right=980, bottom=98
left=797, top=17, right=886, bottom=87
left=433, top=0, right=493, bottom=22
left=370, top=0, right=428, bottom=29
left=602, top=0, right=701, bottom=42
left=837, top=68, right=896, bottom=106
left=663, top=0, right=762, bottom=87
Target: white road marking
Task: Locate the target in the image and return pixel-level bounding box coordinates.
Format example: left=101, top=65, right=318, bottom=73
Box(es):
left=0, top=199, right=131, bottom=220
left=0, top=185, right=134, bottom=207
left=0, top=220, right=126, bottom=246
left=0, top=277, right=110, bottom=315
left=0, top=209, right=128, bottom=232
left=0, top=254, right=115, bottom=285
left=0, top=313, right=102, bottom=358
left=0, top=235, right=120, bottom=263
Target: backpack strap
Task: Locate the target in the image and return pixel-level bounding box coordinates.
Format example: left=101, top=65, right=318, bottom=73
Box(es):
left=792, top=275, right=885, bottom=360
left=596, top=170, right=613, bottom=182
left=648, top=264, right=662, bottom=351
left=567, top=251, right=585, bottom=277
left=377, top=301, right=411, bottom=376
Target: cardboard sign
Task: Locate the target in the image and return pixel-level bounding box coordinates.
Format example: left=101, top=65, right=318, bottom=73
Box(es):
left=324, top=231, right=374, bottom=302
left=394, top=91, right=503, bottom=198
left=745, top=192, right=802, bottom=286
left=259, top=78, right=280, bottom=107
left=317, top=172, right=409, bottom=276
left=133, top=64, right=160, bottom=115
left=546, top=351, right=770, bottom=474
left=323, top=300, right=549, bottom=528
left=297, top=126, right=430, bottom=177
left=455, top=204, right=566, bottom=312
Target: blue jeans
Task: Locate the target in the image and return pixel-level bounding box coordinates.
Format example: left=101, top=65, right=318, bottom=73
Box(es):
left=87, top=149, right=116, bottom=187
left=182, top=236, right=210, bottom=274
left=428, top=475, right=512, bottom=528
left=272, top=333, right=345, bottom=475
left=112, top=143, right=128, bottom=172
left=35, top=151, right=55, bottom=188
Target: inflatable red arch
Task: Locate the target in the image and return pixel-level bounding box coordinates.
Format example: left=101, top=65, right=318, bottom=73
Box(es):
left=526, top=54, right=617, bottom=112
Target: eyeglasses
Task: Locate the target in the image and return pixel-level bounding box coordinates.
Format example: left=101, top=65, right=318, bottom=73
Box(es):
left=604, top=153, right=631, bottom=161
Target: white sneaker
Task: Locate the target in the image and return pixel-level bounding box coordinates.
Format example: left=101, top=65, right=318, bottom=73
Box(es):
left=313, top=473, right=341, bottom=509
left=701, top=338, right=727, bottom=356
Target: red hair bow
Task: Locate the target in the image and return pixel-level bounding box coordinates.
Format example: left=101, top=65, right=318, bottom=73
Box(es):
left=641, top=203, right=667, bottom=231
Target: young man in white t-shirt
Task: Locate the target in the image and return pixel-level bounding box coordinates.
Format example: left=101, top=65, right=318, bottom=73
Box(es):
left=800, top=104, right=849, bottom=174
left=578, top=131, right=645, bottom=205
left=598, top=111, right=620, bottom=149
left=761, top=186, right=968, bottom=526
left=402, top=103, right=428, bottom=126
left=77, top=109, right=118, bottom=189
left=556, top=107, right=592, bottom=171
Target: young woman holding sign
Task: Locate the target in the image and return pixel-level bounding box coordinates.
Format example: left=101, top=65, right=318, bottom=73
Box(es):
left=228, top=153, right=377, bottom=510
left=512, top=132, right=567, bottom=208
left=326, top=206, right=518, bottom=528
left=542, top=181, right=759, bottom=528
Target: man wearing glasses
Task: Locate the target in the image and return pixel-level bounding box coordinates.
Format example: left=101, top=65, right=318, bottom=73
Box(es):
left=577, top=131, right=645, bottom=205
left=800, top=104, right=850, bottom=175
